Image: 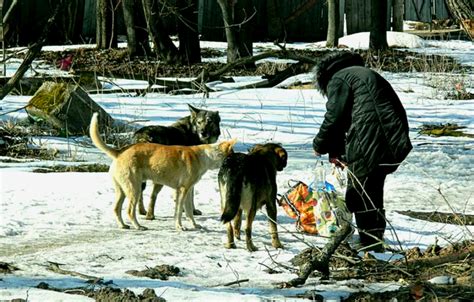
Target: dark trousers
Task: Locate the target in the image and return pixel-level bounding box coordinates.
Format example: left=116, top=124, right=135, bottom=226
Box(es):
left=345, top=168, right=387, bottom=247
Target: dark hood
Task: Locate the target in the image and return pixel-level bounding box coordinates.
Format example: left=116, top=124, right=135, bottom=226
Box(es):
left=313, top=51, right=365, bottom=96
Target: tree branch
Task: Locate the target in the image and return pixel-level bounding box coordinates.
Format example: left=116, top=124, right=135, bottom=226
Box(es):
left=0, top=1, right=63, bottom=100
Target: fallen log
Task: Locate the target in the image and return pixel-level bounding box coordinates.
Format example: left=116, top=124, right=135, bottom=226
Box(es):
left=277, top=220, right=353, bottom=288
left=197, top=50, right=317, bottom=84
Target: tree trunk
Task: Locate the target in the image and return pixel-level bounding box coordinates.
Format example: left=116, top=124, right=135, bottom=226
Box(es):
left=392, top=0, right=404, bottom=32
left=326, top=0, right=339, bottom=48
left=369, top=0, right=388, bottom=51
left=0, top=1, right=63, bottom=100
left=53, top=0, right=83, bottom=44
left=444, top=0, right=474, bottom=40
left=141, top=0, right=180, bottom=63
left=122, top=0, right=151, bottom=57
left=177, top=0, right=201, bottom=65
left=266, top=0, right=284, bottom=42
left=96, top=0, right=118, bottom=49
left=216, top=0, right=254, bottom=64
left=216, top=0, right=238, bottom=62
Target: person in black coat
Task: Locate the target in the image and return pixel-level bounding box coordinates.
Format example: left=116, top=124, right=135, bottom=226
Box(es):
left=312, top=51, right=412, bottom=251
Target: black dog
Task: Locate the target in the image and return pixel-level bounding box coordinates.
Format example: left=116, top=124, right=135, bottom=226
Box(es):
left=219, top=143, right=287, bottom=251
left=134, top=104, right=221, bottom=219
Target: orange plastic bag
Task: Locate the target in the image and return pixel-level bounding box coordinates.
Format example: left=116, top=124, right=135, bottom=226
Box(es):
left=279, top=181, right=318, bottom=234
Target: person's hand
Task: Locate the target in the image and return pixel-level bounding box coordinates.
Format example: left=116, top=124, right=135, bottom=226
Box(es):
left=329, top=157, right=346, bottom=169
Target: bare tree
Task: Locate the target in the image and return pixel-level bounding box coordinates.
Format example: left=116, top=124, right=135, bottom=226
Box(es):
left=369, top=0, right=388, bottom=50
left=392, top=0, right=404, bottom=32
left=141, top=0, right=180, bottom=63
left=216, top=0, right=255, bottom=63
left=122, top=0, right=151, bottom=57
left=96, top=0, right=118, bottom=49
left=177, top=0, right=201, bottom=64
left=266, top=0, right=284, bottom=41
left=326, top=0, right=340, bottom=48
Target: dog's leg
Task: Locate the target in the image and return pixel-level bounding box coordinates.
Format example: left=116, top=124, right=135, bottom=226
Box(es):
left=113, top=179, right=129, bottom=229
left=174, top=187, right=191, bottom=231
left=224, top=209, right=241, bottom=248
left=245, top=207, right=258, bottom=252
left=138, top=182, right=147, bottom=215
left=233, top=209, right=242, bottom=240
left=190, top=187, right=202, bottom=216
left=225, top=222, right=236, bottom=249
left=145, top=183, right=163, bottom=220
left=124, top=180, right=147, bottom=231
left=183, top=186, right=201, bottom=229
left=266, top=198, right=283, bottom=249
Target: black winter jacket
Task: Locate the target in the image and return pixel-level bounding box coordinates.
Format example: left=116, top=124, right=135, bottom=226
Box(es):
left=313, top=52, right=412, bottom=177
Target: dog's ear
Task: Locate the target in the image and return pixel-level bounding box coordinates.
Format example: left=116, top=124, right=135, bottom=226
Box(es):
left=275, top=147, right=288, bottom=171
left=211, top=110, right=221, bottom=121
left=188, top=104, right=201, bottom=122
left=248, top=143, right=263, bottom=153
left=188, top=104, right=200, bottom=116
left=219, top=138, right=237, bottom=155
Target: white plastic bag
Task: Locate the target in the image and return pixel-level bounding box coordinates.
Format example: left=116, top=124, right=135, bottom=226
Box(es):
left=311, top=162, right=351, bottom=237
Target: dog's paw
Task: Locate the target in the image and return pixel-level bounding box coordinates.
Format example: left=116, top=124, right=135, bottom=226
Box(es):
left=120, top=224, right=131, bottom=230
left=175, top=224, right=187, bottom=231
left=193, top=223, right=202, bottom=230
left=193, top=209, right=203, bottom=216
left=225, top=242, right=237, bottom=249
left=137, top=225, right=148, bottom=231
left=273, top=242, right=284, bottom=249
left=247, top=243, right=258, bottom=252
left=145, top=215, right=155, bottom=220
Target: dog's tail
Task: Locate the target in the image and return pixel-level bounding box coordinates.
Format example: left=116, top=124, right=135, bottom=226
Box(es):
left=219, top=154, right=245, bottom=223
left=89, top=112, right=119, bottom=159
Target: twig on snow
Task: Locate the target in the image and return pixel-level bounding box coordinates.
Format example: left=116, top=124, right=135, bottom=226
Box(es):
left=216, top=278, right=250, bottom=287
left=45, top=261, right=103, bottom=284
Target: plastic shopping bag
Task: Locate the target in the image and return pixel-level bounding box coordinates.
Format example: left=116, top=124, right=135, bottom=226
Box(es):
left=311, top=161, right=351, bottom=237
left=279, top=162, right=351, bottom=236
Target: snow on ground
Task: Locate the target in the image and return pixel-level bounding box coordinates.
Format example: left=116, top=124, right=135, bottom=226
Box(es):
left=0, top=33, right=473, bottom=301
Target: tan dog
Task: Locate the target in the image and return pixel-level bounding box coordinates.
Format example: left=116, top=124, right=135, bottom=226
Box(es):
left=89, top=113, right=236, bottom=231
left=218, top=143, right=287, bottom=251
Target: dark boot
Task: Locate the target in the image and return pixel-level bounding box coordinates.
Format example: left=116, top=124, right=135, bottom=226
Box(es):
left=354, top=209, right=386, bottom=252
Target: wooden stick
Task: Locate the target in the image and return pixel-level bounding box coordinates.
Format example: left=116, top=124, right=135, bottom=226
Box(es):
left=216, top=278, right=250, bottom=287
left=46, top=261, right=103, bottom=283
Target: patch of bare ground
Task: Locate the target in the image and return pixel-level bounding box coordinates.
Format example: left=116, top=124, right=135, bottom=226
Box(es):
left=125, top=264, right=180, bottom=280
left=35, top=282, right=166, bottom=302
left=24, top=241, right=472, bottom=301
left=32, top=163, right=109, bottom=173
left=291, top=240, right=473, bottom=301
left=0, top=120, right=58, bottom=160
left=397, top=210, right=474, bottom=225
left=32, top=47, right=466, bottom=81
